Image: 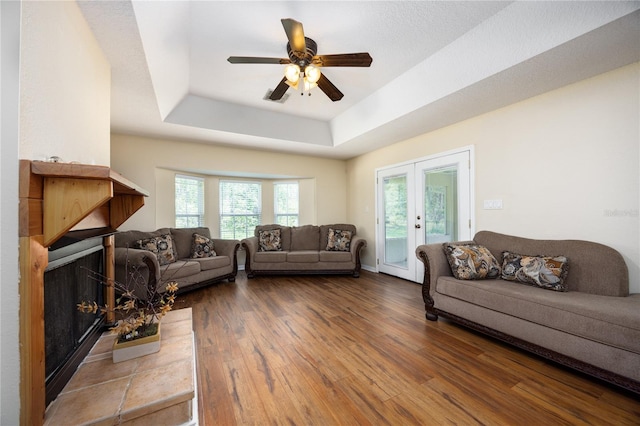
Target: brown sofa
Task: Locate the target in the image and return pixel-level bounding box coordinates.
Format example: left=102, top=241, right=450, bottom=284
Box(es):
left=114, top=227, right=240, bottom=296
left=241, top=224, right=366, bottom=278
left=416, top=230, right=640, bottom=394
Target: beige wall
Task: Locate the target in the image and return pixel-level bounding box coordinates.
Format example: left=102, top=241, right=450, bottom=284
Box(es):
left=19, top=1, right=110, bottom=165
left=347, top=62, right=640, bottom=293
left=2, top=1, right=21, bottom=423
left=6, top=2, right=110, bottom=421
left=110, top=135, right=348, bottom=233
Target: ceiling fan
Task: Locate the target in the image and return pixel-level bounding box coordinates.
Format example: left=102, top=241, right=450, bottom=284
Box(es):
left=227, top=18, right=372, bottom=102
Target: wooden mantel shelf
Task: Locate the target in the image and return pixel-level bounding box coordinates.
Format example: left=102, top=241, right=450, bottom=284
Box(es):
left=20, top=160, right=149, bottom=247
left=30, top=160, right=149, bottom=196
left=18, top=159, right=149, bottom=426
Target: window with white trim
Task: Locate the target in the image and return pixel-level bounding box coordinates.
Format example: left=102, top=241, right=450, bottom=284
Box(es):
left=274, top=182, right=299, bottom=226
left=220, top=180, right=262, bottom=239
left=175, top=174, right=204, bottom=228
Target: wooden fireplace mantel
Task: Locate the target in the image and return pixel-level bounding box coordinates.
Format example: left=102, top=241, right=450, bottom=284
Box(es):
left=18, top=160, right=149, bottom=426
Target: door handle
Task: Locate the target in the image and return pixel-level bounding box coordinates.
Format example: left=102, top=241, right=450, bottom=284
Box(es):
left=415, top=224, right=421, bottom=229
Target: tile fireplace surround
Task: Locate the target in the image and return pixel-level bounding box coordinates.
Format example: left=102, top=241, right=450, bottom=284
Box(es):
left=44, top=308, right=198, bottom=425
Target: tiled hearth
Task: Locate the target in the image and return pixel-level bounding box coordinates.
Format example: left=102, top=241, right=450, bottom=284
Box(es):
left=44, top=308, right=197, bottom=425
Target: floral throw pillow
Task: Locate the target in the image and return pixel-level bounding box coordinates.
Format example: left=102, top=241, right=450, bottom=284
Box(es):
left=501, top=251, right=569, bottom=291
left=135, top=234, right=176, bottom=266
left=259, top=229, right=282, bottom=251
left=443, top=243, right=501, bottom=280
left=191, top=233, right=216, bottom=258
left=326, top=228, right=352, bottom=251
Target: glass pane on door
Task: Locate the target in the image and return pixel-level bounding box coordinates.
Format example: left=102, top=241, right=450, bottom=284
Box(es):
left=383, top=175, right=408, bottom=268
left=423, top=166, right=458, bottom=244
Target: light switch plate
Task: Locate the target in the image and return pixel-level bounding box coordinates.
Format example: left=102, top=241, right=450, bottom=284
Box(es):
left=483, top=199, right=503, bottom=210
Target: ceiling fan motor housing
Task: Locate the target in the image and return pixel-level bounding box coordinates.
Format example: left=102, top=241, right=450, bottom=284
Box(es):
left=287, top=37, right=317, bottom=67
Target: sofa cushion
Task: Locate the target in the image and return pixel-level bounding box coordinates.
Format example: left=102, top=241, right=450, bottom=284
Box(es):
left=326, top=228, right=353, bottom=251
left=443, top=243, right=500, bottom=280
left=435, top=277, right=640, bottom=355
left=170, top=227, right=211, bottom=259
left=501, top=251, right=569, bottom=291
left=159, top=260, right=201, bottom=280
left=135, top=234, right=176, bottom=265
left=255, top=225, right=291, bottom=251
left=192, top=256, right=230, bottom=271
left=191, top=233, right=217, bottom=258
left=319, top=251, right=352, bottom=262
left=291, top=225, right=320, bottom=251
left=287, top=251, right=319, bottom=263
left=259, top=229, right=282, bottom=251
left=473, top=231, right=628, bottom=296
left=320, top=224, right=356, bottom=250
left=115, top=228, right=171, bottom=249
left=254, top=251, right=288, bottom=263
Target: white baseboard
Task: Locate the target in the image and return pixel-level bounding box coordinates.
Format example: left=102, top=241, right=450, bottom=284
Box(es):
left=361, top=264, right=377, bottom=273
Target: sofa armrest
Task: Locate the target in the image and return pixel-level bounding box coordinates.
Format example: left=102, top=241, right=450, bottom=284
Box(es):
left=114, top=247, right=161, bottom=280
left=114, top=247, right=160, bottom=299
left=416, top=242, right=457, bottom=320
left=241, top=237, right=259, bottom=277
left=350, top=236, right=367, bottom=277
left=211, top=238, right=240, bottom=276
left=242, top=236, right=259, bottom=254
left=350, top=236, right=367, bottom=255
left=211, top=238, right=240, bottom=258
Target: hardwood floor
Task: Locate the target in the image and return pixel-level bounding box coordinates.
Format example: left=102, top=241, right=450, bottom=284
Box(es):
left=176, top=271, right=640, bottom=425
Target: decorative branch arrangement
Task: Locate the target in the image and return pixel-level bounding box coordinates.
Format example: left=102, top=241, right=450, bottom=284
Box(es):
left=77, top=254, right=178, bottom=343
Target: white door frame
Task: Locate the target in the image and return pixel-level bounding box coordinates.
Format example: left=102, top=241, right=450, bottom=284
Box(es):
left=375, top=146, right=475, bottom=283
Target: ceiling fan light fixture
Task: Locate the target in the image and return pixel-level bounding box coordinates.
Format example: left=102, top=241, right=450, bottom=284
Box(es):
left=285, top=79, right=299, bottom=90
left=304, top=65, right=321, bottom=84
left=229, top=18, right=370, bottom=102
left=284, top=64, right=300, bottom=83
left=303, top=79, right=318, bottom=92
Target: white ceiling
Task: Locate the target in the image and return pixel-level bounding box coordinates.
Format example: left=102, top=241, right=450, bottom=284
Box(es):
left=78, top=1, right=640, bottom=160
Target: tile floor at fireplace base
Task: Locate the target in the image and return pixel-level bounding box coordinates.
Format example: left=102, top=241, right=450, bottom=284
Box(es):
left=43, top=308, right=197, bottom=426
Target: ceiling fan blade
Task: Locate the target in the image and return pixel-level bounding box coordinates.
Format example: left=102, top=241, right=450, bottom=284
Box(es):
left=228, top=56, right=290, bottom=64
left=317, top=74, right=344, bottom=102
left=281, top=18, right=306, bottom=54
left=269, top=77, right=290, bottom=101
left=312, top=53, right=373, bottom=67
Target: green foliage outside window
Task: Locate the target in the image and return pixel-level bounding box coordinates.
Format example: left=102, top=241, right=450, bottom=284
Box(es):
left=384, top=176, right=407, bottom=239
left=274, top=182, right=299, bottom=227
left=175, top=175, right=204, bottom=228
left=220, top=181, right=261, bottom=239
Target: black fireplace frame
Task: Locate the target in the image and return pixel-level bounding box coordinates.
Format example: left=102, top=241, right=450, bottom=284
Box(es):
left=44, top=237, right=108, bottom=405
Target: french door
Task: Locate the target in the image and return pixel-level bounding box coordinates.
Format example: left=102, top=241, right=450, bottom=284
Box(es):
left=376, top=148, right=473, bottom=283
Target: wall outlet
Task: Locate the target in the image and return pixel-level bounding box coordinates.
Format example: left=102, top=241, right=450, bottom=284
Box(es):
left=483, top=199, right=503, bottom=210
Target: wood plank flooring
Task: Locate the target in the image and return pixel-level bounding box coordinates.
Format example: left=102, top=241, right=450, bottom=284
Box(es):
left=175, top=271, right=640, bottom=425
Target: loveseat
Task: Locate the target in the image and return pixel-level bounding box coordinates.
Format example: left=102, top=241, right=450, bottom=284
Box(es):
left=416, top=230, right=640, bottom=394
left=241, top=224, right=366, bottom=278
left=114, top=227, right=240, bottom=296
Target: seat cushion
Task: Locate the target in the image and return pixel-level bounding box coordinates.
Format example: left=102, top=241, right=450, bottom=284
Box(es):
left=435, top=277, right=640, bottom=354
left=192, top=256, right=230, bottom=271
left=319, top=251, right=352, bottom=262
left=160, top=260, right=201, bottom=280
left=254, top=251, right=288, bottom=263
left=287, top=251, right=319, bottom=263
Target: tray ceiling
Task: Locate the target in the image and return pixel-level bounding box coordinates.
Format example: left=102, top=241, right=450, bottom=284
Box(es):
left=78, top=1, right=640, bottom=159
